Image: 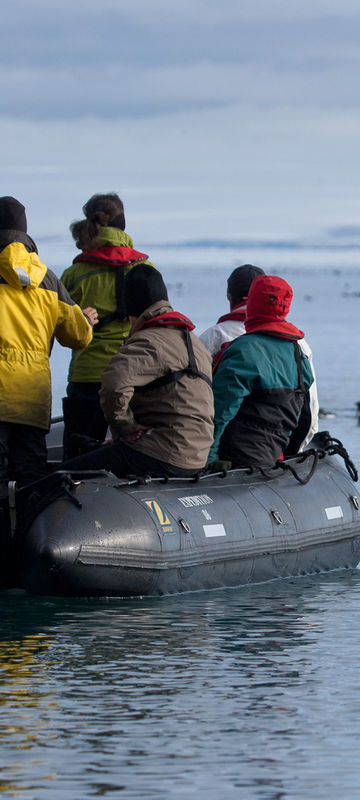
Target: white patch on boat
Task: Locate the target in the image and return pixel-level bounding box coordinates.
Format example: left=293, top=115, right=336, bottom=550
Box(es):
left=94, top=520, right=102, bottom=529
left=325, top=506, right=343, bottom=520
left=178, top=494, right=213, bottom=507
left=203, top=523, right=226, bottom=537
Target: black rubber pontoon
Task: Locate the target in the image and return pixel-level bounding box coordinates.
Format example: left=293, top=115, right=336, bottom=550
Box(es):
left=12, top=435, right=360, bottom=597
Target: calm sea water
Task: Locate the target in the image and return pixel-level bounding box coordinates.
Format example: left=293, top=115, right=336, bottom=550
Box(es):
left=1, top=574, right=360, bottom=799
left=1, top=257, right=360, bottom=798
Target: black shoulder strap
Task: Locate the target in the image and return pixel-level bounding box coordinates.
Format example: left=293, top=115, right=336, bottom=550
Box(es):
left=94, top=268, right=127, bottom=331
left=138, top=329, right=212, bottom=393
left=284, top=343, right=311, bottom=456
left=293, top=341, right=305, bottom=393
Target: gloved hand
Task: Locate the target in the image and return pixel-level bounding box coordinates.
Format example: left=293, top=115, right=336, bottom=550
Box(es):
left=205, top=460, right=232, bottom=474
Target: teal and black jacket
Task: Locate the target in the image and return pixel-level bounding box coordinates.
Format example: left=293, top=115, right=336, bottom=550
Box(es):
left=208, top=332, right=314, bottom=467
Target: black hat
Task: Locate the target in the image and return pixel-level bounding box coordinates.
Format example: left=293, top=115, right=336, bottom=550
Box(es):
left=227, top=264, right=265, bottom=304
left=124, top=264, right=169, bottom=317
left=0, top=196, right=27, bottom=232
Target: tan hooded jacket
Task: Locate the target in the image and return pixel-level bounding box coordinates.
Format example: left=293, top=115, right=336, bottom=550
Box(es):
left=100, top=300, right=214, bottom=469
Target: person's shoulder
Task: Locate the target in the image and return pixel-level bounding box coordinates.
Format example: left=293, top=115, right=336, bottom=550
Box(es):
left=199, top=322, right=218, bottom=340
left=39, top=267, right=56, bottom=289
left=226, top=332, right=253, bottom=352
left=199, top=322, right=231, bottom=355
left=60, top=262, right=78, bottom=283
left=40, top=268, right=77, bottom=306
left=191, top=331, right=213, bottom=359
left=219, top=332, right=264, bottom=367
left=298, top=337, right=312, bottom=357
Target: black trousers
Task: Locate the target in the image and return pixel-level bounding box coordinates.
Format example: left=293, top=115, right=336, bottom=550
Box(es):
left=61, top=440, right=199, bottom=479
left=62, top=382, right=108, bottom=459
left=0, top=421, right=48, bottom=497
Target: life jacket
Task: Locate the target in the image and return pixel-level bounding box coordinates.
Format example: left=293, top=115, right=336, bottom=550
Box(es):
left=212, top=305, right=247, bottom=373
left=135, top=312, right=212, bottom=391
left=73, top=246, right=148, bottom=331
left=212, top=341, right=231, bottom=374
left=216, top=308, right=246, bottom=324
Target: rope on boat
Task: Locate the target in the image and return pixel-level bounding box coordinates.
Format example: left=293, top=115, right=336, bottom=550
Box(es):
left=300, top=431, right=358, bottom=482
left=268, top=452, right=320, bottom=485
left=10, top=432, right=358, bottom=541
left=53, top=434, right=357, bottom=489
left=14, top=472, right=84, bottom=546
left=202, top=432, right=358, bottom=485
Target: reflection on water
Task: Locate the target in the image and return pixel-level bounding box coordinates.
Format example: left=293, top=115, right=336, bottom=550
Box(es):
left=1, top=572, right=360, bottom=798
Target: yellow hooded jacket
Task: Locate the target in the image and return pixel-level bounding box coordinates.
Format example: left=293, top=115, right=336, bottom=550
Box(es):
left=0, top=242, right=92, bottom=430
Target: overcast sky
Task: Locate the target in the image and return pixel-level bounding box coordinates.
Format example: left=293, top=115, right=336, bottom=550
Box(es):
left=2, top=0, right=360, bottom=266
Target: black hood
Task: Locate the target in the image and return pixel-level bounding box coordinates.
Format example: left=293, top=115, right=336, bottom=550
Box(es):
left=0, top=230, right=38, bottom=254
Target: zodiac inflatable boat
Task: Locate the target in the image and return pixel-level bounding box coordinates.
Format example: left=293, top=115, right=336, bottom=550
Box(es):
left=10, top=432, right=360, bottom=597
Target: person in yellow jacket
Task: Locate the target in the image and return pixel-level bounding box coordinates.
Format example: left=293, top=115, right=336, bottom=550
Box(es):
left=0, top=196, right=96, bottom=495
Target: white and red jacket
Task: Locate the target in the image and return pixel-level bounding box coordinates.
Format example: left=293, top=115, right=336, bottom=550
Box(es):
left=199, top=304, right=247, bottom=358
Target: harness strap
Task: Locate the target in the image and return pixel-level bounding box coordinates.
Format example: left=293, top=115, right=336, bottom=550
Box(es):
left=293, top=341, right=305, bottom=394
left=217, top=309, right=246, bottom=324
left=138, top=329, right=212, bottom=393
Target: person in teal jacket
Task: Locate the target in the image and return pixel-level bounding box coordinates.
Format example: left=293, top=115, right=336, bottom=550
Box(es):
left=61, top=193, right=155, bottom=457
left=208, top=275, right=314, bottom=468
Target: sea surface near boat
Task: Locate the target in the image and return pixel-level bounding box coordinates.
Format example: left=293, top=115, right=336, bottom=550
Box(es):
left=2, top=572, right=360, bottom=799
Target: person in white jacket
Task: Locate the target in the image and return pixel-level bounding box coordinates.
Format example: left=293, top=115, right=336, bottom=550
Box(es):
left=200, top=264, right=264, bottom=358
left=199, top=264, right=319, bottom=452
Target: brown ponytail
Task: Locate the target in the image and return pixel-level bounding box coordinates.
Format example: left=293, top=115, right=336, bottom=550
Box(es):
left=70, top=193, right=125, bottom=251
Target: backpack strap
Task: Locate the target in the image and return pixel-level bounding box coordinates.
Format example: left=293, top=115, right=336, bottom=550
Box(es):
left=293, top=341, right=306, bottom=394
left=93, top=268, right=128, bottom=331
left=138, top=329, right=212, bottom=393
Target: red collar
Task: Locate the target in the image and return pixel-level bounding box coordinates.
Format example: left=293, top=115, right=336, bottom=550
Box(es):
left=244, top=319, right=304, bottom=341
left=217, top=309, right=246, bottom=324
left=217, top=302, right=246, bottom=324
left=136, top=312, right=195, bottom=333
left=73, top=245, right=148, bottom=267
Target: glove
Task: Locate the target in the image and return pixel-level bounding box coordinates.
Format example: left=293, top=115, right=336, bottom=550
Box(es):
left=205, top=460, right=232, bottom=474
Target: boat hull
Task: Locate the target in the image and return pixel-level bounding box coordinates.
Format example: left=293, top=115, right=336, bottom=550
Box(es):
left=18, top=454, right=360, bottom=597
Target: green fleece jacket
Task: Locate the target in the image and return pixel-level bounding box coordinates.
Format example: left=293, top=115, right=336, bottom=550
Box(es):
left=61, top=227, right=154, bottom=382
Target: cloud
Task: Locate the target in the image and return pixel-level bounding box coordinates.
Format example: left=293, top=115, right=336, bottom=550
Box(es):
left=1, top=53, right=360, bottom=121
left=2, top=0, right=360, bottom=259
left=2, top=101, right=359, bottom=253
left=1, top=1, right=360, bottom=119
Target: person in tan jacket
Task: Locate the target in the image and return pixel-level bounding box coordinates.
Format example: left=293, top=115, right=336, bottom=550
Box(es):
left=61, top=264, right=214, bottom=478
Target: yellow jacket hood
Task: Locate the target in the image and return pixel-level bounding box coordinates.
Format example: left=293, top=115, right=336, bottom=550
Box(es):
left=0, top=242, right=47, bottom=289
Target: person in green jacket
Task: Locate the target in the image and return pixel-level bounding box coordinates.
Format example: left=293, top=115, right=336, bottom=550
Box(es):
left=61, top=193, right=155, bottom=458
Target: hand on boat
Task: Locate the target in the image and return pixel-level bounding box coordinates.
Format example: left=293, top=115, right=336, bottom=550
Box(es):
left=122, top=425, right=152, bottom=443
left=205, top=459, right=232, bottom=473
left=82, top=306, right=99, bottom=325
